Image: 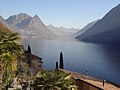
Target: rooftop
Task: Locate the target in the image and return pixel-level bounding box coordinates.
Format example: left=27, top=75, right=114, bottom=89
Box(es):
left=63, top=70, right=120, bottom=90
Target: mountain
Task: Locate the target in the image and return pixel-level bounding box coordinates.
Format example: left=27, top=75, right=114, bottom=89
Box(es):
left=58, top=27, right=79, bottom=33
left=0, top=16, right=4, bottom=21
left=76, top=4, right=120, bottom=43
left=0, top=22, right=12, bottom=34
left=0, top=13, right=79, bottom=38
left=6, top=13, right=31, bottom=25
left=5, top=13, right=56, bottom=38
left=73, top=20, right=99, bottom=37
left=47, top=24, right=79, bottom=37
left=0, top=16, right=8, bottom=27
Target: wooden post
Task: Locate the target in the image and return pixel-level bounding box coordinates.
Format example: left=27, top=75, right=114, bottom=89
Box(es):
left=86, top=68, right=88, bottom=76
left=103, top=80, right=106, bottom=87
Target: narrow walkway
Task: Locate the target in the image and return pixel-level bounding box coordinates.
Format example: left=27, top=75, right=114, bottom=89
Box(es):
left=63, top=70, right=120, bottom=90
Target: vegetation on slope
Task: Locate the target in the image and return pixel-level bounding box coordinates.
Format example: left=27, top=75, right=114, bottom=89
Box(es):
left=0, top=23, right=24, bottom=89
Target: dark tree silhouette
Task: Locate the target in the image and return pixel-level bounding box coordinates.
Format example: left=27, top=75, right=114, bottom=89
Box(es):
left=27, top=45, right=32, bottom=67
left=28, top=45, right=31, bottom=54
left=56, top=61, right=58, bottom=69
left=59, top=52, right=64, bottom=69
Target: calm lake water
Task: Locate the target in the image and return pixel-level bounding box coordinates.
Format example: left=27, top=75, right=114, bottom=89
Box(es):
left=22, top=38, right=120, bottom=85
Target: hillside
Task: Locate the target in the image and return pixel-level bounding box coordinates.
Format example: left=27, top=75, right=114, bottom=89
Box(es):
left=73, top=20, right=99, bottom=37
left=0, top=22, right=12, bottom=34
left=76, top=4, right=120, bottom=43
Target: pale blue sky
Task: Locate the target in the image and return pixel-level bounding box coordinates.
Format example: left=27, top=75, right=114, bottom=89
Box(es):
left=0, top=0, right=120, bottom=28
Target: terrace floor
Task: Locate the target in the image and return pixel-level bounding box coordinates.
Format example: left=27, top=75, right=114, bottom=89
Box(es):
left=63, top=70, right=120, bottom=90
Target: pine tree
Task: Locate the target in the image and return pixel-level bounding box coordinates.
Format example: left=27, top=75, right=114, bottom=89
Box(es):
left=27, top=45, right=31, bottom=67
left=28, top=45, right=31, bottom=54
left=59, top=52, right=64, bottom=69
left=56, top=61, right=58, bottom=69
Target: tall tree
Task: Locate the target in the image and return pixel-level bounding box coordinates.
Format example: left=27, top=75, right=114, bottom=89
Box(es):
left=56, top=61, right=58, bottom=69
left=59, top=52, right=64, bottom=69
left=28, top=45, right=31, bottom=54
left=27, top=45, right=32, bottom=67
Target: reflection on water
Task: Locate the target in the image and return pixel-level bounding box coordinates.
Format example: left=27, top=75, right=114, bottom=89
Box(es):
left=22, top=38, right=120, bottom=85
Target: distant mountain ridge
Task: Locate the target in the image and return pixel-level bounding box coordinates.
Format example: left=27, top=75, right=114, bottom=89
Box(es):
left=4, top=13, right=56, bottom=38
left=47, top=24, right=79, bottom=37
left=1, top=4, right=120, bottom=42
left=76, top=4, right=120, bottom=43
left=0, top=13, right=80, bottom=38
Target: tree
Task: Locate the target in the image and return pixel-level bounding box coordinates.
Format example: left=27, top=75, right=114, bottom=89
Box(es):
left=27, top=45, right=32, bottom=67
left=33, top=69, right=78, bottom=90
left=28, top=45, right=31, bottom=54
left=0, top=31, right=24, bottom=89
left=59, top=52, right=64, bottom=69
left=56, top=61, right=58, bottom=69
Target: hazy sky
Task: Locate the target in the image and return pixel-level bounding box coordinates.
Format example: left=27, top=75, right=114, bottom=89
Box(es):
left=0, top=0, right=120, bottom=28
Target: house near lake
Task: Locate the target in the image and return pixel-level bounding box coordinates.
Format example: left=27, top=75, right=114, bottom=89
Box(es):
left=23, top=45, right=43, bottom=75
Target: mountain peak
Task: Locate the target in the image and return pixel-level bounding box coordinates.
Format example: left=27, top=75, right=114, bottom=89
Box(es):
left=0, top=15, right=4, bottom=21
left=34, top=14, right=39, bottom=18
left=6, top=13, right=31, bottom=25
left=0, top=15, right=3, bottom=19
left=33, top=14, right=41, bottom=21
left=17, top=13, right=31, bottom=18
left=47, top=24, right=54, bottom=27
left=17, top=13, right=29, bottom=16
left=17, top=13, right=31, bottom=21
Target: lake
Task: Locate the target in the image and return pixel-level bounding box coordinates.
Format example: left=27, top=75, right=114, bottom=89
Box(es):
left=22, top=38, right=120, bottom=85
